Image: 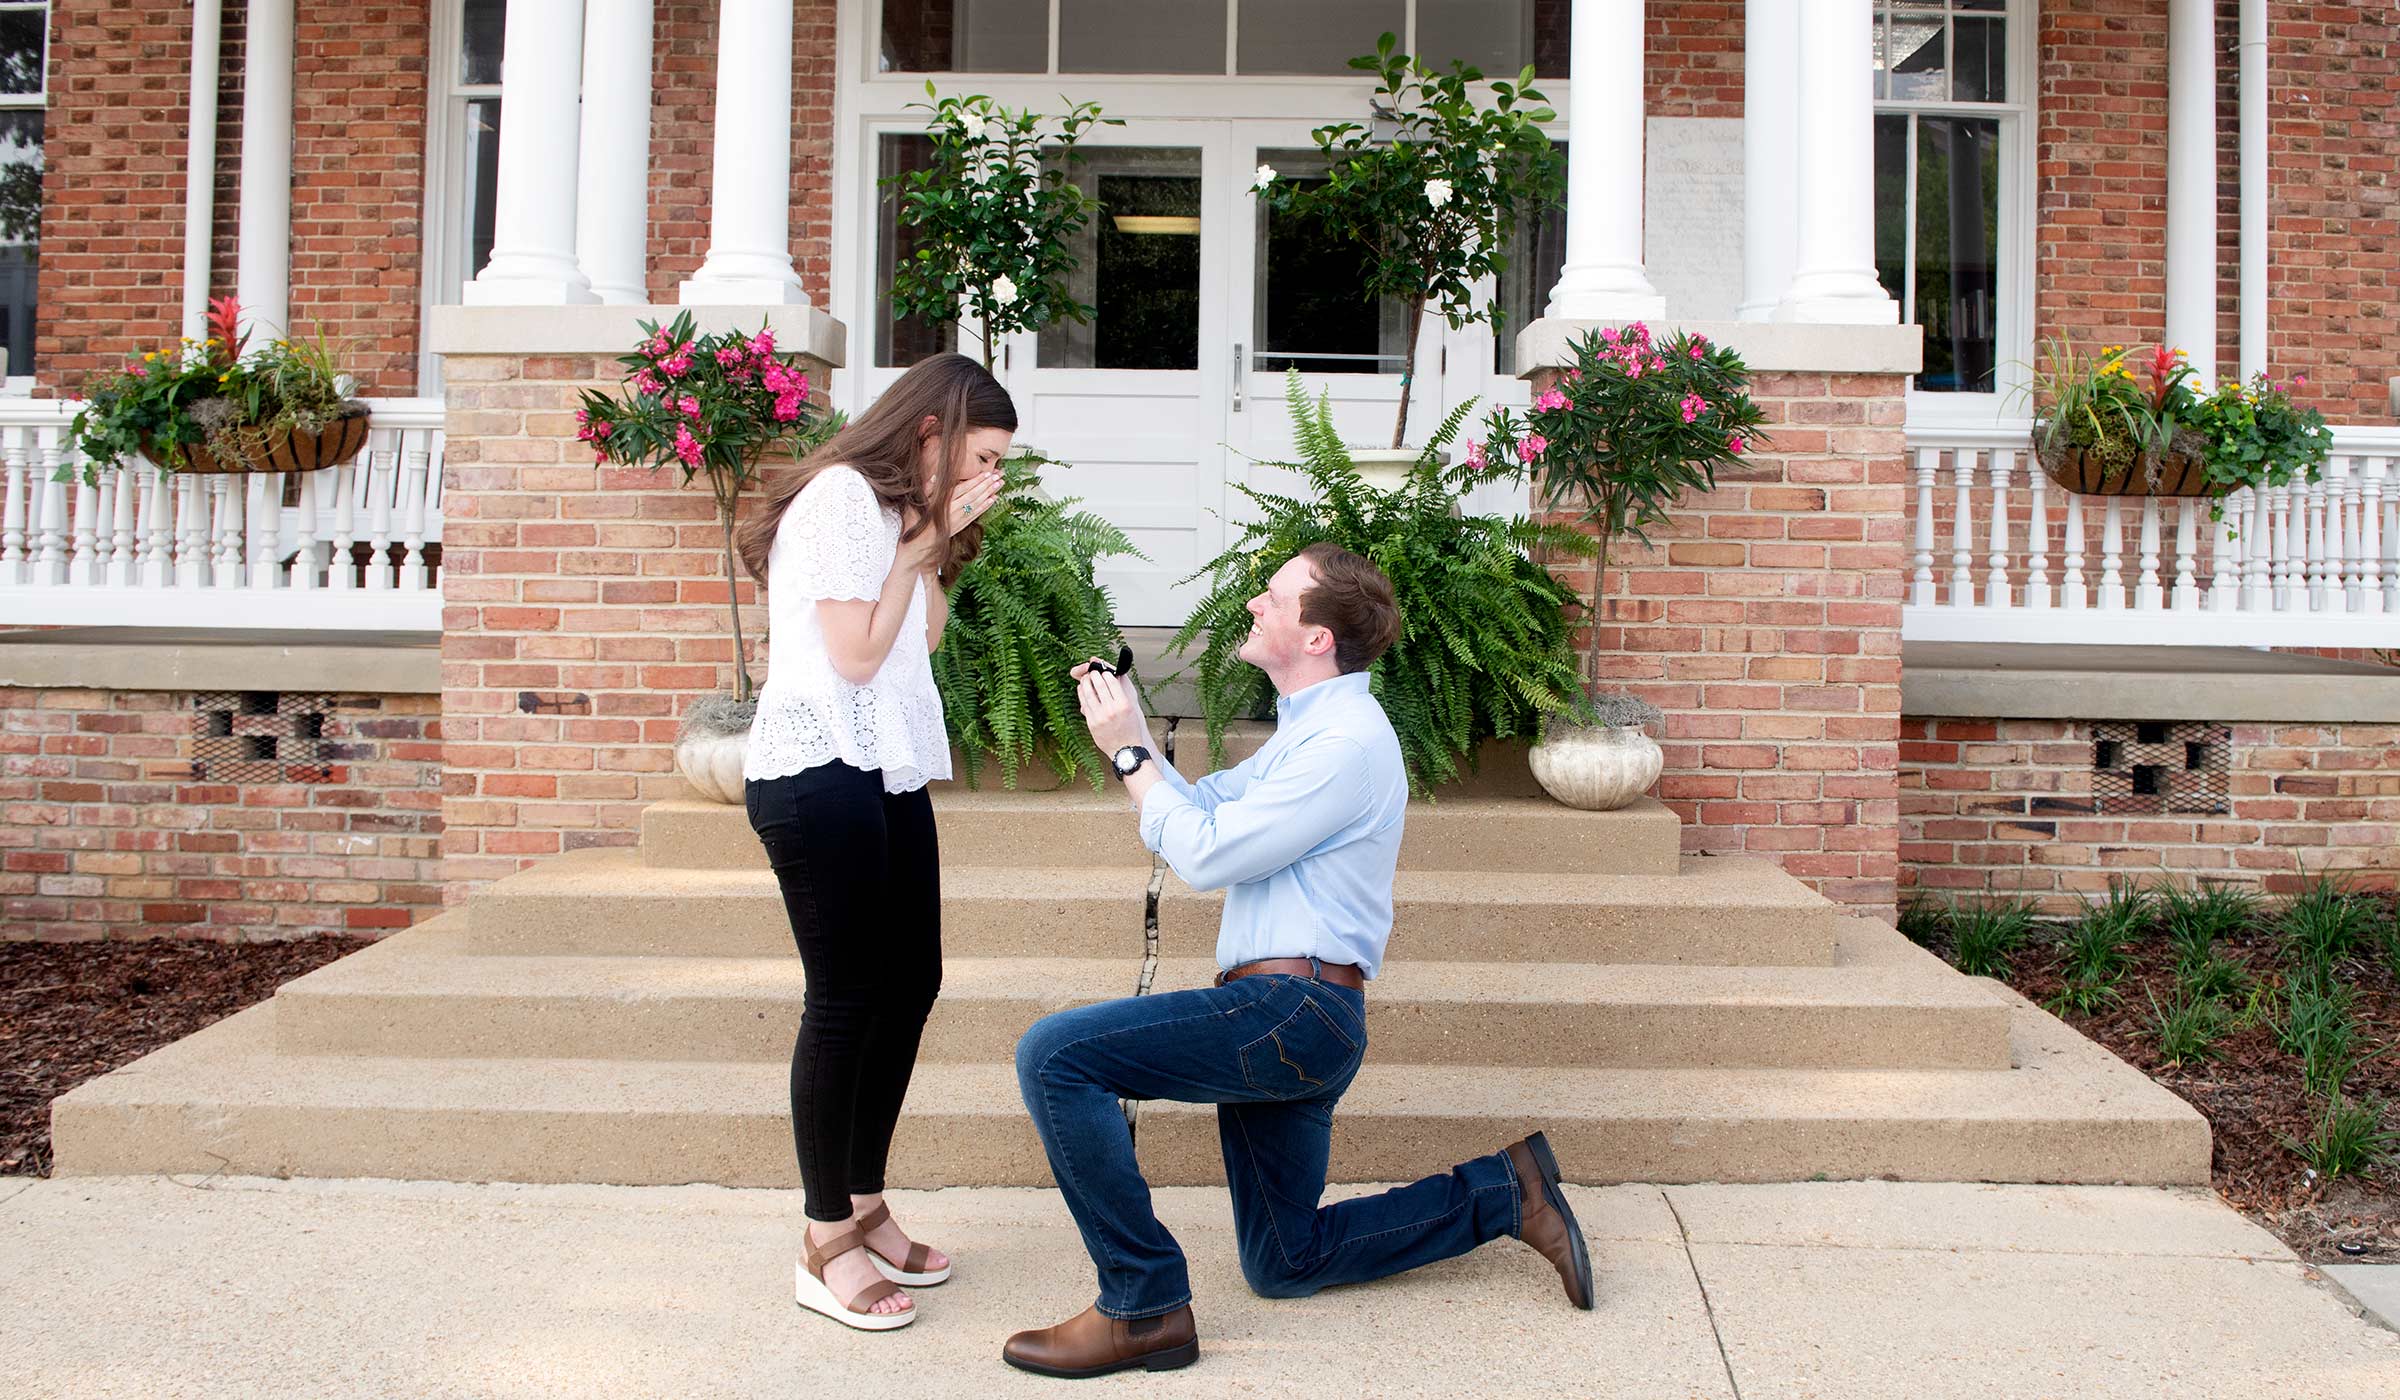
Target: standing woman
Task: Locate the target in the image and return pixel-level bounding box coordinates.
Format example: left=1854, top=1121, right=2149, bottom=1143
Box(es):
left=735, top=353, right=1013, bottom=1331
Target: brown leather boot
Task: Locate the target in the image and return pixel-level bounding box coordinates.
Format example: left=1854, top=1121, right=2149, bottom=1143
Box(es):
left=1002, top=1303, right=1200, bottom=1378
left=1505, top=1131, right=1595, bottom=1310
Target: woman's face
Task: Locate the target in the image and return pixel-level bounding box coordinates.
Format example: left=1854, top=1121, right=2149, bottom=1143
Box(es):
left=918, top=420, right=1013, bottom=490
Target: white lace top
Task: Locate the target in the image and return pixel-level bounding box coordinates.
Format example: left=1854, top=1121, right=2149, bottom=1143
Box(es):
left=743, top=466, right=952, bottom=794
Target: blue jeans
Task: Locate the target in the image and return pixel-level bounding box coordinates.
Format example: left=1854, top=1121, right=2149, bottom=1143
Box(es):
left=1015, top=971, right=1523, bottom=1319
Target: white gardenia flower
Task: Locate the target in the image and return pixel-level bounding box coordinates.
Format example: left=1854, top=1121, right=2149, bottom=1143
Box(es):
left=1253, top=163, right=1278, bottom=190
left=992, top=274, right=1019, bottom=307
left=1424, top=178, right=1454, bottom=209
left=959, top=109, right=988, bottom=141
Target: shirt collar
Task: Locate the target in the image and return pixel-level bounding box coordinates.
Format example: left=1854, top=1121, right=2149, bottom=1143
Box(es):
left=1276, top=671, right=1372, bottom=725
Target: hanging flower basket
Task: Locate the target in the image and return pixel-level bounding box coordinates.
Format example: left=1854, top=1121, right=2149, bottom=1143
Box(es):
left=143, top=405, right=372, bottom=476
left=2035, top=426, right=2223, bottom=499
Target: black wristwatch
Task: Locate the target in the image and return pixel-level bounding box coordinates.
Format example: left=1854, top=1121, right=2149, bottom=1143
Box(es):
left=1111, top=745, right=1153, bottom=781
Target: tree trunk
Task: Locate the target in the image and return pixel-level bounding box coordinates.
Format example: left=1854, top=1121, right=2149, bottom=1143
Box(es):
left=717, top=490, right=755, bottom=703
left=1390, top=295, right=1429, bottom=450
left=1582, top=527, right=1614, bottom=692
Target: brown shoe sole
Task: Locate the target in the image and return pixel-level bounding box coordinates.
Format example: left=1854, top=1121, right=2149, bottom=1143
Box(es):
left=1002, top=1337, right=1200, bottom=1379
left=1524, top=1130, right=1596, bottom=1311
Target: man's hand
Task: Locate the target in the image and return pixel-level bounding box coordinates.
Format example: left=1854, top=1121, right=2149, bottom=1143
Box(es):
left=1073, top=660, right=1150, bottom=758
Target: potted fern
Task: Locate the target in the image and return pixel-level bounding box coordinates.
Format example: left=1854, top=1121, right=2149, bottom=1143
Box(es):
left=1173, top=370, right=1592, bottom=796
left=931, top=449, right=1140, bottom=789
left=1476, top=322, right=1765, bottom=810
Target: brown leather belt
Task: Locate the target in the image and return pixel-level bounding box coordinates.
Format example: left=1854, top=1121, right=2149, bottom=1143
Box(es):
left=1216, top=957, right=1366, bottom=991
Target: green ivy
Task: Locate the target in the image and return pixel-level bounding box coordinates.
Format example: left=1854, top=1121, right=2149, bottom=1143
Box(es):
left=932, top=451, right=1141, bottom=790
left=1170, top=371, right=1594, bottom=797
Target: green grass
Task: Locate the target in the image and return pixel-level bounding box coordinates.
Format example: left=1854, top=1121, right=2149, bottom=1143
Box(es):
left=2148, top=988, right=2228, bottom=1068
left=2273, top=974, right=2362, bottom=1099
left=2058, top=881, right=2152, bottom=984
left=1948, top=898, right=2039, bottom=980
left=2281, top=1094, right=2400, bottom=1181
left=2276, top=879, right=2381, bottom=975
left=2156, top=882, right=2261, bottom=963
left=1897, top=895, right=1950, bottom=950
left=2173, top=949, right=2253, bottom=1005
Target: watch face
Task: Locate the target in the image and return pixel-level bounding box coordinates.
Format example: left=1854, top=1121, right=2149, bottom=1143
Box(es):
left=1114, top=747, right=1143, bottom=775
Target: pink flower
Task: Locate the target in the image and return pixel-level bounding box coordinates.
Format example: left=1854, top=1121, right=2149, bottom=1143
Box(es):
left=1534, top=388, right=1568, bottom=412
left=1566, top=368, right=1583, bottom=381
left=1625, top=360, right=1644, bottom=380
left=714, top=346, right=746, bottom=368
left=2294, top=373, right=2308, bottom=387
left=1689, top=343, right=1706, bottom=360
left=1728, top=436, right=1746, bottom=454
left=1465, top=439, right=1487, bottom=470
left=1624, top=321, right=1651, bottom=345
left=749, top=329, right=776, bottom=360
left=1520, top=433, right=1548, bottom=461
left=128, top=364, right=148, bottom=379
left=592, top=419, right=611, bottom=439
left=1600, top=327, right=1620, bottom=345
left=1680, top=393, right=1708, bottom=424
left=677, top=394, right=703, bottom=421
left=631, top=369, right=664, bottom=396
left=1648, top=356, right=1665, bottom=373
left=772, top=392, right=803, bottom=423
left=673, top=424, right=704, bottom=467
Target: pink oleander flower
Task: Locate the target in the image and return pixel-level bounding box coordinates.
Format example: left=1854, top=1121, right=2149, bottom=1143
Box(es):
left=660, top=342, right=697, bottom=377
left=1600, top=327, right=1620, bottom=345
left=1648, top=356, right=1665, bottom=373
left=1534, top=387, right=1568, bottom=412
left=714, top=346, right=746, bottom=368
left=771, top=391, right=803, bottom=423
left=1465, top=439, right=1488, bottom=470
left=1624, top=360, right=1644, bottom=380
left=1566, top=367, right=1583, bottom=381
left=592, top=419, right=612, bottom=439
left=673, top=424, right=704, bottom=467
left=1625, top=321, right=1651, bottom=345
left=1520, top=433, right=1548, bottom=461
left=676, top=394, right=704, bottom=421
left=748, top=329, right=776, bottom=361
left=1680, top=393, right=1708, bottom=424
left=631, top=369, right=664, bottom=396
left=1728, top=436, right=1746, bottom=454
left=1690, top=343, right=1706, bottom=360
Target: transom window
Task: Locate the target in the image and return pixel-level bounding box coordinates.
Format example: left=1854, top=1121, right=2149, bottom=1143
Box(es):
left=0, top=0, right=45, bottom=380
left=877, top=0, right=1571, bottom=78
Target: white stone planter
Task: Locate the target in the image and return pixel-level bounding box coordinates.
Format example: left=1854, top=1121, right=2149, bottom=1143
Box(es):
left=1528, top=722, right=1663, bottom=812
left=674, top=696, right=756, bottom=805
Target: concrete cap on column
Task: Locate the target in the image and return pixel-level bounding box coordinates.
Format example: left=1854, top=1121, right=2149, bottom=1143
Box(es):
left=427, top=304, right=847, bottom=367
left=1513, top=318, right=1924, bottom=378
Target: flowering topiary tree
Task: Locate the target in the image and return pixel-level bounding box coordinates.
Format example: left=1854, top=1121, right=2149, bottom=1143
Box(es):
left=884, top=86, right=1116, bottom=370
left=1250, top=33, right=1562, bottom=451
left=575, top=311, right=838, bottom=702
left=1477, top=323, right=1768, bottom=687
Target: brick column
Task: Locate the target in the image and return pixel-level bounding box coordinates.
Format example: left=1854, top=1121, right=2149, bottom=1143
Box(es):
left=426, top=305, right=844, bottom=901
left=1515, top=320, right=1923, bottom=916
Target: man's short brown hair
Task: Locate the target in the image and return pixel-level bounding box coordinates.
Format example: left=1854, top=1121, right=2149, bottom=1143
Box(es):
left=1295, top=542, right=1401, bottom=674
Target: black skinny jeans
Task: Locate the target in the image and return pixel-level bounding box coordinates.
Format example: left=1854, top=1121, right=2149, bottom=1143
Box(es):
left=745, top=760, right=943, bottom=1223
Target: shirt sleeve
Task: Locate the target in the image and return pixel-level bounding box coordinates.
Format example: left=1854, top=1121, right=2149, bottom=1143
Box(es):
left=1147, top=748, right=1258, bottom=814
left=785, top=468, right=891, bottom=602
left=1138, top=733, right=1373, bottom=892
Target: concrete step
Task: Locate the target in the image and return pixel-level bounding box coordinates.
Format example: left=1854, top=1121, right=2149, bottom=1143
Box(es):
left=50, top=987, right=2210, bottom=1188
left=469, top=850, right=1842, bottom=965
left=640, top=793, right=1683, bottom=877
left=274, top=919, right=2008, bottom=1071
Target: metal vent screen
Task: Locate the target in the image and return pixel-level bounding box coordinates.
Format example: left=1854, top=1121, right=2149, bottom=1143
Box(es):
left=192, top=692, right=337, bottom=784
left=2090, top=720, right=2229, bottom=815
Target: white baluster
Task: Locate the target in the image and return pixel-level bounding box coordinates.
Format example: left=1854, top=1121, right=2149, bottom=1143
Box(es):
left=2171, top=500, right=2198, bottom=610
left=2306, top=474, right=2331, bottom=612
left=1986, top=449, right=2014, bottom=608
left=31, top=432, right=66, bottom=586
left=246, top=471, right=282, bottom=589
left=2134, top=497, right=2163, bottom=611
left=1950, top=450, right=1976, bottom=607
left=290, top=468, right=321, bottom=591
left=2062, top=495, right=2089, bottom=612
left=365, top=444, right=396, bottom=590
left=2243, top=487, right=2271, bottom=613
left=105, top=464, right=136, bottom=586
left=2270, top=486, right=2295, bottom=610
left=329, top=461, right=358, bottom=590
left=67, top=462, right=101, bottom=587
left=399, top=432, right=431, bottom=592
left=2360, top=457, right=2386, bottom=616
left=2209, top=491, right=2239, bottom=612
left=2340, top=457, right=2365, bottom=613
left=1910, top=446, right=1938, bottom=606
left=2098, top=498, right=2124, bottom=610
left=138, top=463, right=170, bottom=587
left=0, top=428, right=26, bottom=583
left=212, top=475, right=244, bottom=589
left=175, top=472, right=207, bottom=589
left=2026, top=469, right=2051, bottom=610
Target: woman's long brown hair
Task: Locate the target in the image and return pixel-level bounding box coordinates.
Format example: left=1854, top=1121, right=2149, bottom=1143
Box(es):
left=736, top=352, right=1018, bottom=584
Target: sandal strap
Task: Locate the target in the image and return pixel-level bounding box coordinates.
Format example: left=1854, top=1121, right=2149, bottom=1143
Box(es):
left=846, top=1275, right=904, bottom=1313
left=904, top=1242, right=933, bottom=1273
left=855, top=1201, right=937, bottom=1274
left=803, top=1225, right=868, bottom=1272
left=855, top=1201, right=893, bottom=1233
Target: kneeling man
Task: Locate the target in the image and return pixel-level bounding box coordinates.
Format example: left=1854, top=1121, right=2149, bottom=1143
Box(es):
left=1003, top=542, right=1593, bottom=1380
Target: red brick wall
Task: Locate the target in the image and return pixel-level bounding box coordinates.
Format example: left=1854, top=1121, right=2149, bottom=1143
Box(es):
left=0, top=687, right=444, bottom=940
left=1900, top=716, right=2400, bottom=911
left=1535, top=365, right=1910, bottom=916
left=1648, top=3, right=1744, bottom=120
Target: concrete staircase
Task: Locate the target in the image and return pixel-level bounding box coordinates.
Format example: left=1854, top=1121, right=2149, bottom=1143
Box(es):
left=52, top=744, right=2210, bottom=1188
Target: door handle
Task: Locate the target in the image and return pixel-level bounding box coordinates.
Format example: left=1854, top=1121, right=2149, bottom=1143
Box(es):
left=1231, top=343, right=1245, bottom=413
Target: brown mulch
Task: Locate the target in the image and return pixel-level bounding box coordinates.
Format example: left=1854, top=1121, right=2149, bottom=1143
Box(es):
left=1997, top=921, right=2400, bottom=1265
left=1, top=936, right=370, bottom=1177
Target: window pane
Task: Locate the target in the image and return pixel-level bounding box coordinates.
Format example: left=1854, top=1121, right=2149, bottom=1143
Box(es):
left=875, top=133, right=958, bottom=367
left=1886, top=10, right=1946, bottom=100
left=463, top=98, right=501, bottom=282
left=1062, top=0, right=1224, bottom=74
left=0, top=8, right=42, bottom=96
left=1533, top=0, right=1570, bottom=78
left=1254, top=149, right=1410, bottom=374
left=1040, top=148, right=1203, bottom=370
left=881, top=0, right=1046, bottom=73
left=1952, top=16, right=2004, bottom=102
left=1872, top=113, right=1907, bottom=312
left=461, top=0, right=505, bottom=86
left=1912, top=116, right=2000, bottom=393
left=1494, top=140, right=1565, bottom=377
left=1236, top=0, right=1400, bottom=76
left=1415, top=0, right=1529, bottom=77
left=0, top=110, right=37, bottom=376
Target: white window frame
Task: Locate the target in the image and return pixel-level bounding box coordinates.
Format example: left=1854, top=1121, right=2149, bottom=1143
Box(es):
left=1874, top=0, right=2038, bottom=427
left=415, top=0, right=503, bottom=392
left=0, top=0, right=47, bottom=390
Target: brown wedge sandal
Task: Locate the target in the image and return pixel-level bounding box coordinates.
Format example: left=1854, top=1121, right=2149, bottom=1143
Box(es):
left=795, top=1225, right=916, bottom=1331
left=857, top=1200, right=952, bottom=1286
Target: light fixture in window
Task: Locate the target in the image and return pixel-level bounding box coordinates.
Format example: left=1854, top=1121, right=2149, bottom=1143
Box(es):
left=1112, top=215, right=1200, bottom=236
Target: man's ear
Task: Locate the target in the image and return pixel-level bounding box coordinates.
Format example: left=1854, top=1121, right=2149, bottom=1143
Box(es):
left=1301, top=626, right=1337, bottom=659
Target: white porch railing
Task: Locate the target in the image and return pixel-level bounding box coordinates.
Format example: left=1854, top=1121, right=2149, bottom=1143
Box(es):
left=1901, top=422, right=2399, bottom=646
left=0, top=397, right=445, bottom=631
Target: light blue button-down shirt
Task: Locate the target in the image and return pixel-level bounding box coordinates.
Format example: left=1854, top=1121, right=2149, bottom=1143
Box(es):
left=1137, top=672, right=1409, bottom=980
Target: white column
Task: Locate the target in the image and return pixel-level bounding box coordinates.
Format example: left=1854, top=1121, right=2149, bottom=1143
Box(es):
left=1543, top=0, right=1665, bottom=321
left=182, top=0, right=223, bottom=344
left=679, top=0, right=809, bottom=306
left=1737, top=0, right=1799, bottom=321
left=575, top=0, right=655, bottom=306
left=235, top=0, right=293, bottom=343
left=2237, top=0, right=2267, bottom=382
left=2167, top=0, right=2218, bottom=382
left=1774, top=0, right=1897, bottom=324
left=464, top=0, right=598, bottom=305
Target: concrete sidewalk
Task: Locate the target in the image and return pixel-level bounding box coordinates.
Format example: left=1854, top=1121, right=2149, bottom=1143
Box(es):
left=2, top=1175, right=2395, bottom=1399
